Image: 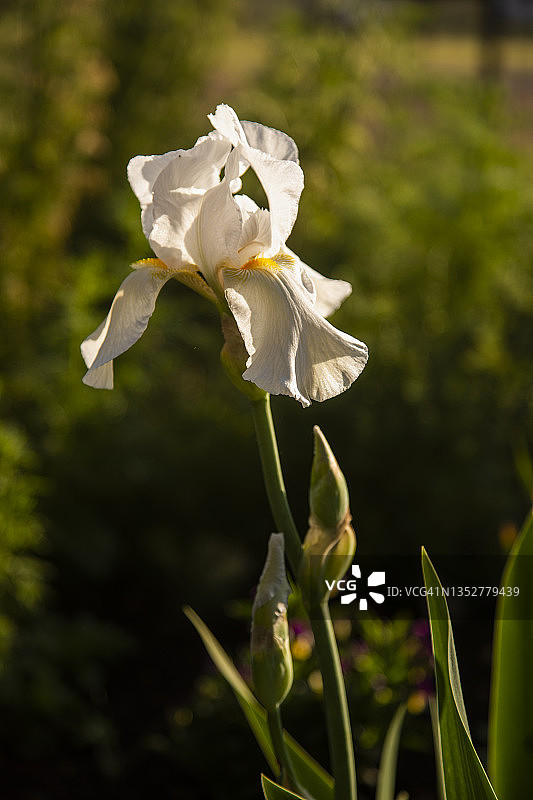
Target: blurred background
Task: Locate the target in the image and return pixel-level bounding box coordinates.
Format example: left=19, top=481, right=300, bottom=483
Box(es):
left=1, top=0, right=533, bottom=797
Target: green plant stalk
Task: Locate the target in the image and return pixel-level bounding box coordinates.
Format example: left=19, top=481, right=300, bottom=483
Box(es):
left=250, top=395, right=303, bottom=574
left=268, top=705, right=308, bottom=798
left=250, top=394, right=357, bottom=800
left=308, top=601, right=357, bottom=800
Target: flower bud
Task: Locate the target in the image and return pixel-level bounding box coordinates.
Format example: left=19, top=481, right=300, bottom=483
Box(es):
left=309, top=426, right=349, bottom=531
left=299, top=427, right=356, bottom=604
left=251, top=533, right=293, bottom=711
left=220, top=314, right=267, bottom=401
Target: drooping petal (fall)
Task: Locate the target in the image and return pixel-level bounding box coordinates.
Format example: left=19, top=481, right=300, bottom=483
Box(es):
left=223, top=260, right=368, bottom=407
left=81, top=262, right=175, bottom=388
left=285, top=249, right=353, bottom=318
left=81, top=361, right=114, bottom=390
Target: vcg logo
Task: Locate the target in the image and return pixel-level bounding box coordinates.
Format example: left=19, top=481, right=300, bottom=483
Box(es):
left=326, top=564, right=386, bottom=610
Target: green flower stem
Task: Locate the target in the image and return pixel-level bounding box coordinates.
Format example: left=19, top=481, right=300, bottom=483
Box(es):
left=250, top=394, right=357, bottom=800
left=250, top=395, right=303, bottom=574
left=267, top=705, right=308, bottom=798
left=309, top=601, right=357, bottom=800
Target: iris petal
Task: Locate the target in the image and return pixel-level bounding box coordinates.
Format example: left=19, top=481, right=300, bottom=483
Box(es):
left=243, top=150, right=303, bottom=253
left=223, top=262, right=368, bottom=407
left=209, top=105, right=304, bottom=253
left=285, top=249, right=353, bottom=318
left=81, top=263, right=174, bottom=388
left=150, top=186, right=203, bottom=268
left=130, top=132, right=230, bottom=240
left=186, top=147, right=243, bottom=286
left=241, top=120, right=299, bottom=163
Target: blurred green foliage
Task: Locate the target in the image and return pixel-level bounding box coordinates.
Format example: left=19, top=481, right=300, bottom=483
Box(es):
left=1, top=0, right=532, bottom=797
left=0, top=423, right=44, bottom=654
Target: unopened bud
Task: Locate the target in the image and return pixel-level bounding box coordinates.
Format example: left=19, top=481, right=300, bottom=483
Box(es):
left=220, top=314, right=266, bottom=401
left=309, top=426, right=349, bottom=530
left=300, top=428, right=356, bottom=604
left=251, top=533, right=293, bottom=711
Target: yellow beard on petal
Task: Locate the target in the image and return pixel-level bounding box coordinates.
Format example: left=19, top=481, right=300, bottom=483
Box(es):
left=241, top=253, right=295, bottom=272
left=242, top=256, right=281, bottom=272
left=221, top=252, right=295, bottom=286
left=131, top=257, right=218, bottom=305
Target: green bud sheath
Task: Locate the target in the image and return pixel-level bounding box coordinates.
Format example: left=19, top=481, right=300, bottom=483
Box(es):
left=251, top=533, right=293, bottom=711
left=322, top=524, right=357, bottom=591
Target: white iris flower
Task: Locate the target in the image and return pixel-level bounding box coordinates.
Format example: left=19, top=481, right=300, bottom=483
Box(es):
left=81, top=104, right=368, bottom=406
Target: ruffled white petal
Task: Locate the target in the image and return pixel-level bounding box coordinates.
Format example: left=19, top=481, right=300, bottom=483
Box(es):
left=81, top=264, right=173, bottom=388
left=284, top=249, right=352, bottom=318
left=208, top=104, right=248, bottom=148
left=234, top=194, right=260, bottom=221
left=306, top=267, right=352, bottom=318
left=152, top=133, right=230, bottom=194
left=239, top=214, right=271, bottom=263
left=209, top=105, right=304, bottom=253
left=241, top=120, right=299, bottom=163
left=82, top=361, right=114, bottom=390
left=209, top=106, right=299, bottom=163
left=128, top=150, right=184, bottom=209
left=128, top=132, right=230, bottom=238
left=187, top=147, right=243, bottom=286
left=150, top=186, right=204, bottom=268
left=243, top=149, right=303, bottom=254
left=223, top=263, right=368, bottom=407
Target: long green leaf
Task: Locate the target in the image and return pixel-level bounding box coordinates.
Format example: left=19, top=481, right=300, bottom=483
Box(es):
left=428, top=697, right=446, bottom=800
left=262, top=774, right=307, bottom=800
left=184, top=606, right=334, bottom=800
left=376, top=703, right=407, bottom=800
left=488, top=510, right=533, bottom=799
left=421, top=549, right=498, bottom=800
